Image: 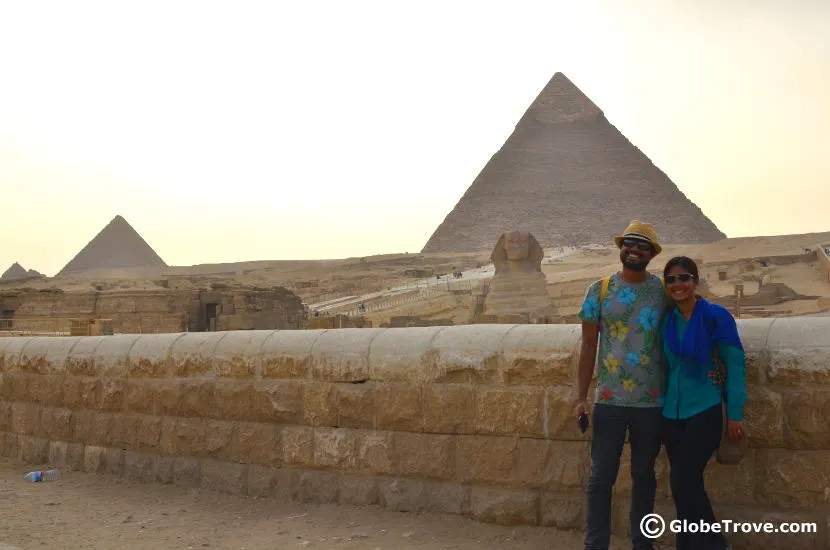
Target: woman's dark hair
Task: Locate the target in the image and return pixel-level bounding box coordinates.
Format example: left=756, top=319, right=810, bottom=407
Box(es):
left=663, top=256, right=700, bottom=280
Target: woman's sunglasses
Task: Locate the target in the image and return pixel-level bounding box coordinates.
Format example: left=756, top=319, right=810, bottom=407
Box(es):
left=665, top=274, right=695, bottom=284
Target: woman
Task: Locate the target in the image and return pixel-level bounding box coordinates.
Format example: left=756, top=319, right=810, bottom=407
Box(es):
left=661, top=256, right=746, bottom=550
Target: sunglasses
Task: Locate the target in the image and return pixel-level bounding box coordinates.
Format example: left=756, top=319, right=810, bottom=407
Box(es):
left=621, top=239, right=653, bottom=252
left=665, top=274, right=695, bottom=284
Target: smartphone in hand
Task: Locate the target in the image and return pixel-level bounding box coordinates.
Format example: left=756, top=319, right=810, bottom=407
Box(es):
left=578, top=413, right=589, bottom=433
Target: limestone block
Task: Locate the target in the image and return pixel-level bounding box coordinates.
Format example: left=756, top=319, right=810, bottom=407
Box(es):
left=78, top=377, right=102, bottom=410
left=476, top=388, right=544, bottom=437
left=313, top=427, right=357, bottom=470
left=74, top=411, right=122, bottom=447
left=378, top=477, right=428, bottom=512
left=282, top=426, right=314, bottom=466
left=172, top=456, right=201, bottom=487
left=782, top=388, right=830, bottom=449
left=125, top=333, right=181, bottom=378
left=212, top=380, right=254, bottom=421
left=500, top=324, right=580, bottom=386
left=759, top=449, right=830, bottom=508
left=744, top=385, right=784, bottom=447
left=310, top=328, right=384, bottom=382
left=213, top=330, right=272, bottom=378
left=423, top=384, right=475, bottom=434
left=544, top=386, right=590, bottom=441
left=160, top=417, right=207, bottom=456
left=252, top=380, right=303, bottom=424
left=302, top=382, right=338, bottom=427
left=357, top=430, right=394, bottom=475
left=40, top=407, right=72, bottom=441
left=28, top=375, right=64, bottom=408
left=121, top=413, right=161, bottom=453
left=105, top=447, right=125, bottom=476
left=83, top=445, right=107, bottom=473
left=470, top=487, right=538, bottom=526
left=0, top=401, right=9, bottom=431
left=540, top=493, right=584, bottom=529
left=375, top=384, right=422, bottom=432
left=456, top=435, right=517, bottom=485
left=394, top=432, right=455, bottom=480
left=766, top=317, right=830, bottom=386
left=123, top=380, right=158, bottom=415
left=201, top=459, right=248, bottom=495
left=155, top=456, right=176, bottom=484
left=3, top=432, right=18, bottom=457
left=736, top=318, right=775, bottom=384
left=64, top=336, right=107, bottom=375
left=335, top=383, right=375, bottom=429
left=17, top=435, right=49, bottom=464
left=11, top=403, right=39, bottom=435
left=65, top=442, right=85, bottom=471
left=170, top=332, right=227, bottom=377
left=2, top=338, right=33, bottom=373
left=338, top=474, right=379, bottom=506
left=428, top=325, right=514, bottom=384
left=18, top=337, right=83, bottom=374
left=518, top=439, right=589, bottom=491
left=0, top=338, right=15, bottom=371
left=247, top=465, right=280, bottom=498
left=157, top=380, right=215, bottom=418
left=237, top=422, right=280, bottom=466
left=204, top=420, right=237, bottom=461
left=423, top=480, right=471, bottom=515
left=261, top=330, right=322, bottom=379
left=0, top=373, right=27, bottom=401
left=124, top=451, right=158, bottom=483
left=703, top=450, right=756, bottom=505
left=48, top=440, right=67, bottom=468
left=367, top=326, right=446, bottom=383
left=100, top=378, right=124, bottom=412
left=290, top=469, right=339, bottom=503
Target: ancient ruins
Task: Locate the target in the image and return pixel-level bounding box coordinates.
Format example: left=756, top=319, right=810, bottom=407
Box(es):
left=422, top=73, right=725, bottom=253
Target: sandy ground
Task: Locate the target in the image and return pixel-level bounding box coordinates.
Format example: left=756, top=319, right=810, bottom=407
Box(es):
left=0, top=456, right=644, bottom=550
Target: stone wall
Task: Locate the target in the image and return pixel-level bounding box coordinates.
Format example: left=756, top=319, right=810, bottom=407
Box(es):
left=818, top=245, right=830, bottom=283
left=0, top=319, right=828, bottom=549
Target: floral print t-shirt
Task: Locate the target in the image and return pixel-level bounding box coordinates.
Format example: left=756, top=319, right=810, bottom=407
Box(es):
left=578, top=273, right=669, bottom=408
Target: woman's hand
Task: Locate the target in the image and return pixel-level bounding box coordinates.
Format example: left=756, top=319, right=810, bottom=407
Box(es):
left=727, top=419, right=744, bottom=442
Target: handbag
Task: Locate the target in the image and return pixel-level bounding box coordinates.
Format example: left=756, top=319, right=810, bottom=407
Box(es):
left=713, top=344, right=747, bottom=465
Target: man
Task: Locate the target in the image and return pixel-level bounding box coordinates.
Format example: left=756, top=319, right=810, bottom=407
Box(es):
left=575, top=220, right=669, bottom=550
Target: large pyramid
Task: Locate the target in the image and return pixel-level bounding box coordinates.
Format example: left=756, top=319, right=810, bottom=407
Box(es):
left=422, top=73, right=726, bottom=253
left=58, top=215, right=167, bottom=275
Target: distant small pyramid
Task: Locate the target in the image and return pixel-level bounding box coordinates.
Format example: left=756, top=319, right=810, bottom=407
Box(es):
left=58, top=215, right=167, bottom=275
left=421, top=72, right=726, bottom=252
left=1, top=262, right=30, bottom=280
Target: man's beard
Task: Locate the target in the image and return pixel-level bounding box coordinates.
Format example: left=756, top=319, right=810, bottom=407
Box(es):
left=620, top=251, right=649, bottom=272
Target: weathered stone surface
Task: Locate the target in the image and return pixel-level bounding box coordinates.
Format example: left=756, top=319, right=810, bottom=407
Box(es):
left=310, top=329, right=382, bottom=382
left=782, top=389, right=830, bottom=449
left=545, top=385, right=591, bottom=441
left=470, top=487, right=538, bottom=526
left=456, top=435, right=516, bottom=484
left=500, top=324, right=580, bottom=386
left=703, top=450, right=756, bottom=505
left=40, top=407, right=72, bottom=441
left=251, top=380, right=302, bottom=424
left=17, top=435, right=49, bottom=463
left=201, top=459, right=247, bottom=495
left=375, top=384, right=422, bottom=432
left=65, top=336, right=107, bottom=375
left=302, top=382, right=338, bottom=427
left=18, top=337, right=82, bottom=374
left=379, top=477, right=427, bottom=512
left=282, top=426, right=314, bottom=466
left=423, top=384, right=475, bottom=434
left=122, top=413, right=161, bottom=453
left=261, top=330, right=321, bottom=379
left=170, top=332, right=227, bottom=377
left=517, top=439, right=588, bottom=491
left=759, top=449, right=830, bottom=508
left=744, top=385, right=783, bottom=448
left=476, top=388, right=544, bottom=437
left=160, top=417, right=207, bottom=456
left=212, top=380, right=254, bottom=421
left=125, top=333, right=178, bottom=378
left=213, top=331, right=272, bottom=378
left=83, top=444, right=107, bottom=473
left=367, top=326, right=445, bottom=383
left=247, top=465, right=280, bottom=498
left=124, top=451, right=159, bottom=483
left=290, top=469, right=339, bottom=503
left=123, top=380, right=158, bottom=415
left=338, top=474, right=379, bottom=506
left=335, top=383, right=375, bottom=429
left=540, top=493, right=584, bottom=529
left=314, top=427, right=357, bottom=470
left=172, top=456, right=200, bottom=487
left=10, top=403, right=39, bottom=436
left=157, top=380, right=214, bottom=418
left=2, top=338, right=33, bottom=373
left=357, top=431, right=394, bottom=475
left=428, top=325, right=512, bottom=384
left=237, top=422, right=280, bottom=466
left=204, top=420, right=236, bottom=461
left=394, top=432, right=455, bottom=480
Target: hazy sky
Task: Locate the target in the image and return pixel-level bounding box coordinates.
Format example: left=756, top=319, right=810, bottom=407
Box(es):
left=1, top=0, right=828, bottom=276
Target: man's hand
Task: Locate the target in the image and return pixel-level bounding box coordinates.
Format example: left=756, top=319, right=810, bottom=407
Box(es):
left=574, top=400, right=590, bottom=420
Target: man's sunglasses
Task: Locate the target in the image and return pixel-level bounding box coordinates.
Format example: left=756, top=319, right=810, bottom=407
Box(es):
left=665, top=274, right=696, bottom=284
left=621, top=239, right=653, bottom=252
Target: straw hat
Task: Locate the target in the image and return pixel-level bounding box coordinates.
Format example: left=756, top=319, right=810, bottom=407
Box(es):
left=613, top=220, right=662, bottom=255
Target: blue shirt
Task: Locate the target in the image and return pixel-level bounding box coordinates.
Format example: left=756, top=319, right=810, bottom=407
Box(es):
left=661, top=308, right=747, bottom=421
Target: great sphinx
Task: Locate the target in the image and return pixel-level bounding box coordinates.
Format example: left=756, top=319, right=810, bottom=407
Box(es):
left=482, top=231, right=556, bottom=320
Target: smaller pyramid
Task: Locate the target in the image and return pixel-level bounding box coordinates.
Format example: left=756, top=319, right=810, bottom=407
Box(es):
left=1, top=262, right=30, bottom=280
left=58, top=215, right=168, bottom=275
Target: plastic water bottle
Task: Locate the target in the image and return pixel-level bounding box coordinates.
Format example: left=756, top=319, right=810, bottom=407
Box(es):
left=23, top=469, right=60, bottom=482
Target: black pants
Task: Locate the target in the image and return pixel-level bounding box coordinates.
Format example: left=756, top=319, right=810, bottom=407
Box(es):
left=585, top=404, right=663, bottom=550
left=663, top=404, right=729, bottom=550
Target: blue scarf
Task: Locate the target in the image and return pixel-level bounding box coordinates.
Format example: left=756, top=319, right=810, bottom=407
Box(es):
left=664, top=298, right=743, bottom=379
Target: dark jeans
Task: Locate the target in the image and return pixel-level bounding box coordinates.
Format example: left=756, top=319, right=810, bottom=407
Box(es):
left=585, top=404, right=663, bottom=550
left=663, top=404, right=729, bottom=550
